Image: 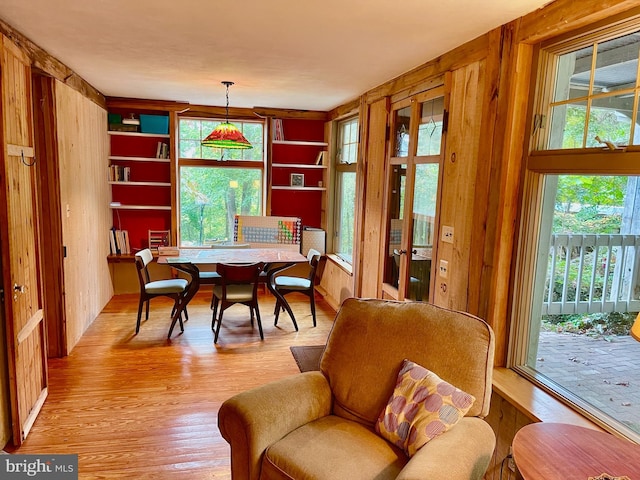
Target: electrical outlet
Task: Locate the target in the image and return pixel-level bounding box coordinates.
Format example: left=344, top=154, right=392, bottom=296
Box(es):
left=439, top=260, right=448, bottom=278
left=441, top=225, right=454, bottom=243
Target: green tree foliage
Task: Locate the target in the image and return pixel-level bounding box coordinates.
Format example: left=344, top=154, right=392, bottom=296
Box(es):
left=553, top=175, right=626, bottom=234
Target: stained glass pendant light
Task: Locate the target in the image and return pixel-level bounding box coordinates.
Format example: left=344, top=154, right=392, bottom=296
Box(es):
left=202, top=81, right=252, bottom=149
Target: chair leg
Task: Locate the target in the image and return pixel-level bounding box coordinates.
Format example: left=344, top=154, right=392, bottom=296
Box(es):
left=254, top=305, right=264, bottom=340
left=214, top=308, right=224, bottom=343
left=309, top=290, right=317, bottom=327
left=277, top=294, right=298, bottom=331
left=211, top=297, right=219, bottom=330
left=167, top=296, right=187, bottom=338
left=136, top=297, right=145, bottom=334
left=145, top=298, right=150, bottom=320
left=274, top=299, right=281, bottom=326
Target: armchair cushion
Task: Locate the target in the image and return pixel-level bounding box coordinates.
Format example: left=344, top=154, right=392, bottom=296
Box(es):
left=262, top=415, right=406, bottom=480
left=376, top=359, right=475, bottom=457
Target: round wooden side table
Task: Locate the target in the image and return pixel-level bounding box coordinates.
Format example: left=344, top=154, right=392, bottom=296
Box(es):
left=512, top=423, right=640, bottom=480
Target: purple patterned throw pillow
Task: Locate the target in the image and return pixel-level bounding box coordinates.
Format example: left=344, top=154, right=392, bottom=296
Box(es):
left=375, top=359, right=475, bottom=457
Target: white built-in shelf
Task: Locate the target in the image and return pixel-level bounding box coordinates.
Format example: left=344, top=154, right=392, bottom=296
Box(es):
left=108, top=181, right=171, bottom=187
left=108, top=131, right=170, bottom=138
left=272, top=186, right=327, bottom=191
left=109, top=204, right=171, bottom=211
left=272, top=163, right=327, bottom=169
left=273, top=140, right=328, bottom=147
left=109, top=155, right=171, bottom=163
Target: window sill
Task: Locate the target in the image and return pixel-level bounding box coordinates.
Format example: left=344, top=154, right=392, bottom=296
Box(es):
left=492, top=367, right=603, bottom=431
left=326, top=254, right=353, bottom=275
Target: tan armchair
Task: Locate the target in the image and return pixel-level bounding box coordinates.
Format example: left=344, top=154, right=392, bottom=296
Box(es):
left=218, top=298, right=495, bottom=480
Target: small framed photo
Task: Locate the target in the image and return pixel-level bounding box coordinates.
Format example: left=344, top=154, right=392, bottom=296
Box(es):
left=290, top=173, right=304, bottom=187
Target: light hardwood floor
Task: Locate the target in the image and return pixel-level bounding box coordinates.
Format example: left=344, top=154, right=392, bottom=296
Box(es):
left=7, top=289, right=337, bottom=479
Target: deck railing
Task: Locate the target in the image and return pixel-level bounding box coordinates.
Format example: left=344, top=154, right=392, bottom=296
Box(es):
left=543, top=234, right=640, bottom=315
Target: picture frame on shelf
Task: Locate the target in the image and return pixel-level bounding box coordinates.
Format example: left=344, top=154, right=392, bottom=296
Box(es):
left=290, top=173, right=304, bottom=187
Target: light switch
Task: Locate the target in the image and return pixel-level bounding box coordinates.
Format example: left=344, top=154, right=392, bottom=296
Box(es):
left=439, top=259, right=448, bottom=278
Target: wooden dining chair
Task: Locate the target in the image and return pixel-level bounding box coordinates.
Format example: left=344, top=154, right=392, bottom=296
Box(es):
left=271, top=249, right=326, bottom=328
left=134, top=248, right=190, bottom=336
left=211, top=262, right=265, bottom=343
left=199, top=243, right=251, bottom=308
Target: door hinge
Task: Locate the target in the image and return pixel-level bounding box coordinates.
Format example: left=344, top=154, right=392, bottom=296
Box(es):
left=63, top=245, right=67, bottom=258
left=442, top=110, right=449, bottom=133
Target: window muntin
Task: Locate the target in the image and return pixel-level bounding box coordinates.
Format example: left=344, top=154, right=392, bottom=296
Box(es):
left=541, top=31, right=640, bottom=150
left=178, top=118, right=264, bottom=247
left=334, top=116, right=359, bottom=263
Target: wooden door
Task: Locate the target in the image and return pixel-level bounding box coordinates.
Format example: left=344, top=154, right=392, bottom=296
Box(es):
left=0, top=35, right=48, bottom=445
left=381, top=87, right=446, bottom=302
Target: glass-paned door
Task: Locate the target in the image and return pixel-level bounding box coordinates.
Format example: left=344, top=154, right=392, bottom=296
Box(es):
left=383, top=87, right=445, bottom=301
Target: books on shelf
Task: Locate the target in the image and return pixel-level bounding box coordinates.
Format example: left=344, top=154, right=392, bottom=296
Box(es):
left=108, top=165, right=131, bottom=182
left=109, top=228, right=131, bottom=255
left=315, top=150, right=327, bottom=165
left=156, top=141, right=169, bottom=159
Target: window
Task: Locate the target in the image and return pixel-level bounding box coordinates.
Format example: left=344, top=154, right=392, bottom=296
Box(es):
left=514, top=19, right=640, bottom=441
left=535, top=29, right=640, bottom=150
left=178, top=118, right=264, bottom=246
left=334, top=116, right=359, bottom=263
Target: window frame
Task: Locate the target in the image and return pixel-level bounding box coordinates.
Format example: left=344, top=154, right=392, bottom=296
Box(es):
left=511, top=17, right=640, bottom=442
left=176, top=116, right=266, bottom=247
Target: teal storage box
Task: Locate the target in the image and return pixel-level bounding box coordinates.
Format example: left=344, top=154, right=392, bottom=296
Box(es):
left=108, top=113, right=122, bottom=124
left=139, top=114, right=169, bottom=134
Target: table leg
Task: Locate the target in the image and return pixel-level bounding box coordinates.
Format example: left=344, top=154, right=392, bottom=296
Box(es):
left=167, top=264, right=200, bottom=339
left=266, top=263, right=298, bottom=331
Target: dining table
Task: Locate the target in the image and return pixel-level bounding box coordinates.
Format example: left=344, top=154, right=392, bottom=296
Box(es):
left=157, top=247, right=308, bottom=338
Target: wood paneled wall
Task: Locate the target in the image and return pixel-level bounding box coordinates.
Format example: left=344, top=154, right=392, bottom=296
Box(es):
left=432, top=60, right=486, bottom=311
left=0, top=279, right=8, bottom=447
left=484, top=392, right=531, bottom=480
left=358, top=97, right=389, bottom=298
left=54, top=82, right=112, bottom=349
left=318, top=259, right=354, bottom=311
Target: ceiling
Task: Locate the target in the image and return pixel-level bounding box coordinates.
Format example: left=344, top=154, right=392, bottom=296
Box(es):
left=0, top=0, right=551, bottom=112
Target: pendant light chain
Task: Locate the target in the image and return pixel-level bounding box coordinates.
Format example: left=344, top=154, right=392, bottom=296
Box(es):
left=223, top=80, right=233, bottom=122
